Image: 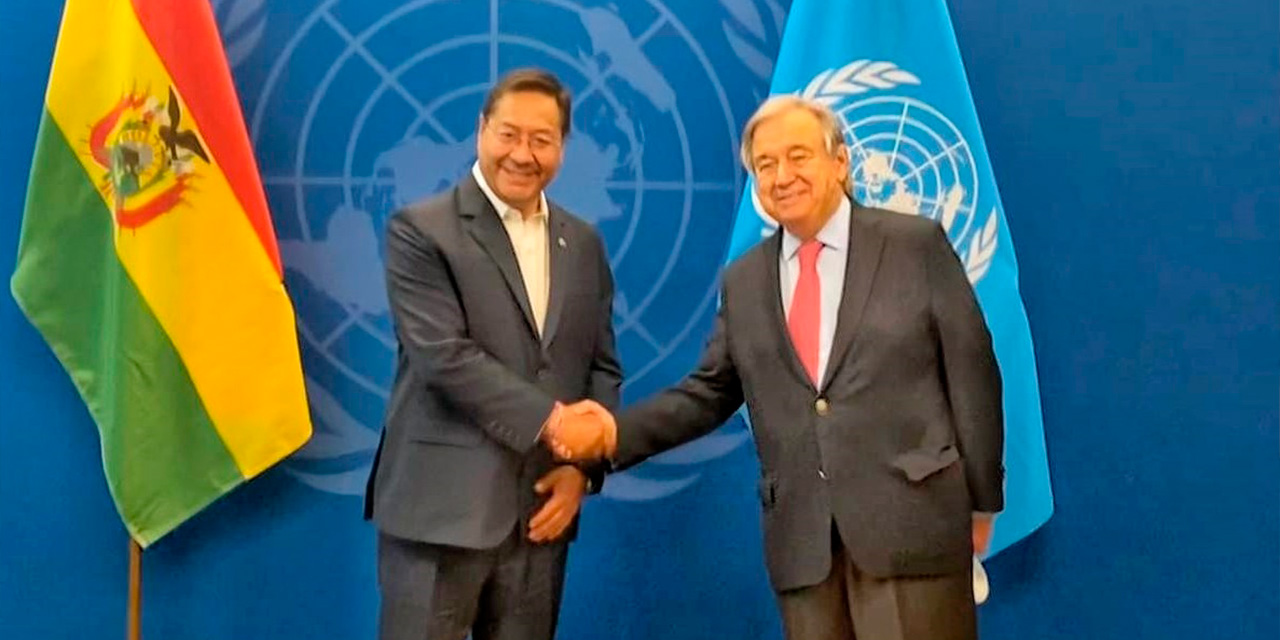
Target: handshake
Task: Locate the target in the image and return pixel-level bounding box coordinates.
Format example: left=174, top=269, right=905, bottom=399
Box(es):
left=541, top=400, right=617, bottom=461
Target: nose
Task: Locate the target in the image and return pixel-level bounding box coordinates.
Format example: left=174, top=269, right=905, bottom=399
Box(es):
left=506, top=135, right=536, bottom=165
left=774, top=161, right=796, bottom=187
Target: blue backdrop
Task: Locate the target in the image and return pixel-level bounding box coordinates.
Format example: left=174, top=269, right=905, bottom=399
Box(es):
left=0, top=1, right=1276, bottom=639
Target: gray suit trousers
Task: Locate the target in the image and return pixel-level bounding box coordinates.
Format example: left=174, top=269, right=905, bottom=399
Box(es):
left=377, top=530, right=568, bottom=640
left=776, top=524, right=977, bottom=640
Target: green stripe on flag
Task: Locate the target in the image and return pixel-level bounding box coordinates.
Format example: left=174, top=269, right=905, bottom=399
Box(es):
left=11, top=112, right=245, bottom=546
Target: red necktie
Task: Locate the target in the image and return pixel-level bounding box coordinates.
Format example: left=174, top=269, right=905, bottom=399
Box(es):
left=787, top=239, right=823, bottom=385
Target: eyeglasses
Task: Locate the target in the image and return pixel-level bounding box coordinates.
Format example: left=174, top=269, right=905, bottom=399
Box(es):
left=485, top=122, right=561, bottom=153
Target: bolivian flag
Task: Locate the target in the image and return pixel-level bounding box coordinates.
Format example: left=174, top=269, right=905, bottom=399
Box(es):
left=10, top=0, right=311, bottom=547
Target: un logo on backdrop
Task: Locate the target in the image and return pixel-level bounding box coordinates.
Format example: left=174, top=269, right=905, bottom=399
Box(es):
left=230, top=0, right=781, bottom=497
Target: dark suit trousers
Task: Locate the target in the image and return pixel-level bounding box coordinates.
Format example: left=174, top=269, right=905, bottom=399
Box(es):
left=377, top=529, right=569, bottom=640
left=776, top=524, right=976, bottom=640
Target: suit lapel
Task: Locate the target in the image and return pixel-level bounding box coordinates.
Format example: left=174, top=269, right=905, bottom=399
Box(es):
left=819, top=207, right=885, bottom=393
left=541, top=208, right=571, bottom=346
left=457, top=174, right=539, bottom=339
left=764, top=231, right=818, bottom=391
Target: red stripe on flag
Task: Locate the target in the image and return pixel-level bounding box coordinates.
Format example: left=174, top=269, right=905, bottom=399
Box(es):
left=130, top=0, right=283, bottom=276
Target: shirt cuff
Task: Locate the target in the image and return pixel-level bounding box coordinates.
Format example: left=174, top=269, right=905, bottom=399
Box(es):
left=536, top=401, right=564, bottom=443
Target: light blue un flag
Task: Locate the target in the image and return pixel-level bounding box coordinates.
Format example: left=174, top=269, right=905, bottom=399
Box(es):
left=727, top=0, right=1053, bottom=557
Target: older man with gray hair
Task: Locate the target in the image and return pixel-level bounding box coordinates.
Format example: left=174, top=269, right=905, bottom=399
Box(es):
left=552, top=95, right=1005, bottom=640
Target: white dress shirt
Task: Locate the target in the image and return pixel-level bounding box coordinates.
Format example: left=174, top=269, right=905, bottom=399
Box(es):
left=778, top=197, right=852, bottom=388
left=472, top=163, right=550, bottom=335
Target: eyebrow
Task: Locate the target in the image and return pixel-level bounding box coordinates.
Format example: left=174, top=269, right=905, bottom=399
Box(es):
left=756, top=144, right=817, bottom=161
left=493, top=121, right=556, bottom=135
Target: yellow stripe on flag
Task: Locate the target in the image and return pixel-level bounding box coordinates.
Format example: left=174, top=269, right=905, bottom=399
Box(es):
left=45, top=0, right=309, bottom=478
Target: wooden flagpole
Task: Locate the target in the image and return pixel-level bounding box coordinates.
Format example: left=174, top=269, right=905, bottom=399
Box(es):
left=128, top=539, right=142, bottom=640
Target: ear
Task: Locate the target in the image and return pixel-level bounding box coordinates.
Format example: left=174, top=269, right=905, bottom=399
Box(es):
left=835, top=144, right=851, bottom=188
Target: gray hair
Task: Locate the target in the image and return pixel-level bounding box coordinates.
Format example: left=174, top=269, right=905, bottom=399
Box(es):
left=739, top=95, right=848, bottom=174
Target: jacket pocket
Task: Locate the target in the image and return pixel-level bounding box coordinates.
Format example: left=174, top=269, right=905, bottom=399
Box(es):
left=891, top=444, right=961, bottom=482
left=410, top=420, right=487, bottom=447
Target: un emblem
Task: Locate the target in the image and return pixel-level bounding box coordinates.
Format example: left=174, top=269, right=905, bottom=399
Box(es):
left=232, top=0, right=775, bottom=498
left=753, top=60, right=998, bottom=284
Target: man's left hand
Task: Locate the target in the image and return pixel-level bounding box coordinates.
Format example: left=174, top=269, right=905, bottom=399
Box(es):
left=972, top=514, right=994, bottom=556
left=528, top=466, right=588, bottom=543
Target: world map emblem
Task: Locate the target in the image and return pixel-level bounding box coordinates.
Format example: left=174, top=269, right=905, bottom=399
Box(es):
left=224, top=0, right=783, bottom=497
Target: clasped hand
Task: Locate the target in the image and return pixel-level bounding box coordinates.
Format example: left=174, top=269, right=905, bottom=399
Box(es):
left=541, top=400, right=616, bottom=461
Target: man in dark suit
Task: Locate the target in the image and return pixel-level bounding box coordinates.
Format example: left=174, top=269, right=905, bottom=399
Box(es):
left=364, top=68, right=622, bottom=640
left=552, top=96, right=1004, bottom=640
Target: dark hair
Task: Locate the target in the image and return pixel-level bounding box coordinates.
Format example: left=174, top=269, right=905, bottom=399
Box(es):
left=479, top=68, right=572, bottom=138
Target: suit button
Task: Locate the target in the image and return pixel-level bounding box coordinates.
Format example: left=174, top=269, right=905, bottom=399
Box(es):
left=814, top=398, right=830, bottom=416
left=818, top=468, right=829, bottom=481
